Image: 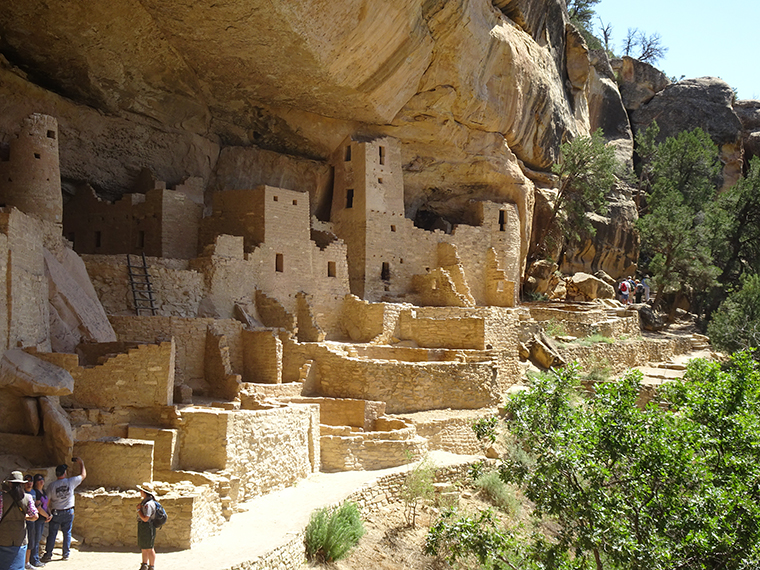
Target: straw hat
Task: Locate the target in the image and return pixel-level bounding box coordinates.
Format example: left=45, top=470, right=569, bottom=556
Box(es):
left=4, top=471, right=25, bottom=484
left=136, top=483, right=157, bottom=496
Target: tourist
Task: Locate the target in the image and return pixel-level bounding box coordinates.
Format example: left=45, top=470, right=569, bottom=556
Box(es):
left=634, top=280, right=644, bottom=304
left=642, top=275, right=651, bottom=303
left=23, top=475, right=36, bottom=569
left=28, top=475, right=50, bottom=568
left=41, top=458, right=86, bottom=562
left=618, top=278, right=630, bottom=305
left=0, top=471, right=39, bottom=570
left=136, top=484, right=158, bottom=570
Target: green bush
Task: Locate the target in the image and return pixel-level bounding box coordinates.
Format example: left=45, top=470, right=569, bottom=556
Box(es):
left=401, top=455, right=436, bottom=527
left=304, top=501, right=365, bottom=563
left=473, top=471, right=521, bottom=517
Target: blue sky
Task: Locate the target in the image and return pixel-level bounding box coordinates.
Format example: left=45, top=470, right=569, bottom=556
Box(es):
left=592, top=0, right=759, bottom=100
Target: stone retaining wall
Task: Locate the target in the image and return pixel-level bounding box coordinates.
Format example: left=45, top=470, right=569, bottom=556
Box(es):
left=561, top=335, right=694, bottom=373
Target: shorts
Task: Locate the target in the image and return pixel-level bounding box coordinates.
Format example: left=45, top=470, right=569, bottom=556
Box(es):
left=137, top=521, right=156, bottom=550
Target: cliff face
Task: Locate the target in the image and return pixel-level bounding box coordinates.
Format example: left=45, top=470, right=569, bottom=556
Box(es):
left=0, top=0, right=633, bottom=277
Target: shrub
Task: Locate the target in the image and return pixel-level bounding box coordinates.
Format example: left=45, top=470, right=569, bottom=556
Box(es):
left=401, top=455, right=436, bottom=528
left=473, top=471, right=521, bottom=517
left=472, top=416, right=498, bottom=446
left=304, top=501, right=365, bottom=563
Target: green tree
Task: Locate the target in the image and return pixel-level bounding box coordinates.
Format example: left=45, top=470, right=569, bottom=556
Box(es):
left=707, top=274, right=760, bottom=354
left=534, top=129, right=618, bottom=261
left=636, top=125, right=721, bottom=314
left=496, top=357, right=760, bottom=570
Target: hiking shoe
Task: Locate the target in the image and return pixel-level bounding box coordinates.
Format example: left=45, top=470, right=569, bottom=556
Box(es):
left=39, top=557, right=51, bottom=564
left=139, top=564, right=148, bottom=570
left=61, top=554, right=70, bottom=561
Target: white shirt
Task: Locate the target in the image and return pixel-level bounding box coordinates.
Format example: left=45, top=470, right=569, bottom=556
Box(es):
left=46, top=475, right=83, bottom=510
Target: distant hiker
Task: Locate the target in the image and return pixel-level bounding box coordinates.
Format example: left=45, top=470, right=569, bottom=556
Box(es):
left=0, top=471, right=39, bottom=570
left=136, top=484, right=158, bottom=570
left=642, top=276, right=651, bottom=302
left=41, top=458, right=86, bottom=562
left=634, top=280, right=644, bottom=304
left=618, top=279, right=630, bottom=304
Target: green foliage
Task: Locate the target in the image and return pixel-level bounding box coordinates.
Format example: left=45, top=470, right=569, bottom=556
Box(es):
left=532, top=130, right=618, bottom=261
left=550, top=129, right=619, bottom=246
left=497, top=358, right=760, bottom=569
left=473, top=471, right=521, bottom=517
left=581, top=356, right=612, bottom=383
left=708, top=274, right=760, bottom=354
left=401, top=455, right=436, bottom=528
left=468, top=460, right=486, bottom=482
left=472, top=416, right=499, bottom=446
left=706, top=157, right=760, bottom=287
left=636, top=124, right=722, bottom=313
left=304, top=501, right=365, bottom=563
left=543, top=318, right=569, bottom=338
left=425, top=508, right=523, bottom=569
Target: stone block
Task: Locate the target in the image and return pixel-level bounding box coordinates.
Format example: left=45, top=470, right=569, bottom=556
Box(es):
left=74, top=438, right=153, bottom=489
left=0, top=348, right=74, bottom=396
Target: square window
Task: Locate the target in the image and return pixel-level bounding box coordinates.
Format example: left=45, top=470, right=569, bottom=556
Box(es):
left=273, top=196, right=279, bottom=202
left=47, top=130, right=56, bottom=139
left=292, top=199, right=298, bottom=205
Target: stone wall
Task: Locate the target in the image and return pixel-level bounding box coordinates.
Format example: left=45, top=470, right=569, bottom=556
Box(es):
left=0, top=209, right=51, bottom=350
left=561, top=335, right=694, bottom=373
left=320, top=419, right=427, bottom=472
left=398, top=409, right=500, bottom=455
left=178, top=404, right=320, bottom=500
left=312, top=344, right=501, bottom=414
left=74, top=483, right=223, bottom=549
left=30, top=341, right=175, bottom=409
left=73, top=438, right=154, bottom=489
left=83, top=255, right=204, bottom=317
left=109, top=316, right=244, bottom=392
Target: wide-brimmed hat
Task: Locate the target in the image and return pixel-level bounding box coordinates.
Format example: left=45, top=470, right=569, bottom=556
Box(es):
left=4, top=471, right=25, bottom=484
left=136, top=483, right=157, bottom=496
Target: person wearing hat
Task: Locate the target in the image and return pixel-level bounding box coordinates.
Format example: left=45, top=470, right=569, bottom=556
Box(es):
left=40, top=458, right=86, bottom=563
left=136, top=484, right=157, bottom=570
left=0, top=471, right=39, bottom=570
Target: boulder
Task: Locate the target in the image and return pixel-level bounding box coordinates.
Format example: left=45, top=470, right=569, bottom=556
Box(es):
left=734, top=99, right=760, bottom=162
left=565, top=272, right=615, bottom=301
left=611, top=56, right=670, bottom=111
left=594, top=270, right=616, bottom=287
left=637, top=304, right=665, bottom=331
left=0, top=349, right=74, bottom=396
left=631, top=77, right=744, bottom=189
left=524, top=260, right=558, bottom=296
left=45, top=248, right=117, bottom=353
left=40, top=396, right=73, bottom=466
left=530, top=331, right=566, bottom=369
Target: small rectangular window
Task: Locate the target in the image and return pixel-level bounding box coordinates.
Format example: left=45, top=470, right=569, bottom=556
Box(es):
left=378, top=178, right=383, bottom=184
left=498, top=210, right=506, bottom=232
left=379, top=146, right=385, bottom=165
left=275, top=253, right=284, bottom=273
left=390, top=225, right=396, bottom=232
left=47, top=130, right=56, bottom=139
left=34, top=153, right=41, bottom=159
left=345, top=145, right=352, bottom=161
left=137, top=230, right=145, bottom=249
left=273, top=196, right=279, bottom=202
left=346, top=189, right=354, bottom=209
left=327, top=261, right=336, bottom=277
left=292, top=199, right=298, bottom=205
left=95, top=231, right=102, bottom=248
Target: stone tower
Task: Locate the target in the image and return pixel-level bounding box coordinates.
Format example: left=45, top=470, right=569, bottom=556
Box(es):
left=329, top=135, right=404, bottom=298
left=0, top=114, right=62, bottom=225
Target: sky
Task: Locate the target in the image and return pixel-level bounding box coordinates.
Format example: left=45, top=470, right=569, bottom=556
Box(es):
left=592, top=0, right=760, bottom=100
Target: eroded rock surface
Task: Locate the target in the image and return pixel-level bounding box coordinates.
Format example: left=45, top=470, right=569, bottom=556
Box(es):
left=735, top=99, right=760, bottom=162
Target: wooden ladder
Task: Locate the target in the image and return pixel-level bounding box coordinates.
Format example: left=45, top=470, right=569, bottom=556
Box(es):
left=126, top=253, right=157, bottom=316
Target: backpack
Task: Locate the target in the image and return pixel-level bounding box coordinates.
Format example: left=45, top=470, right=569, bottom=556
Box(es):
left=151, top=501, right=168, bottom=529
left=619, top=281, right=629, bottom=294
